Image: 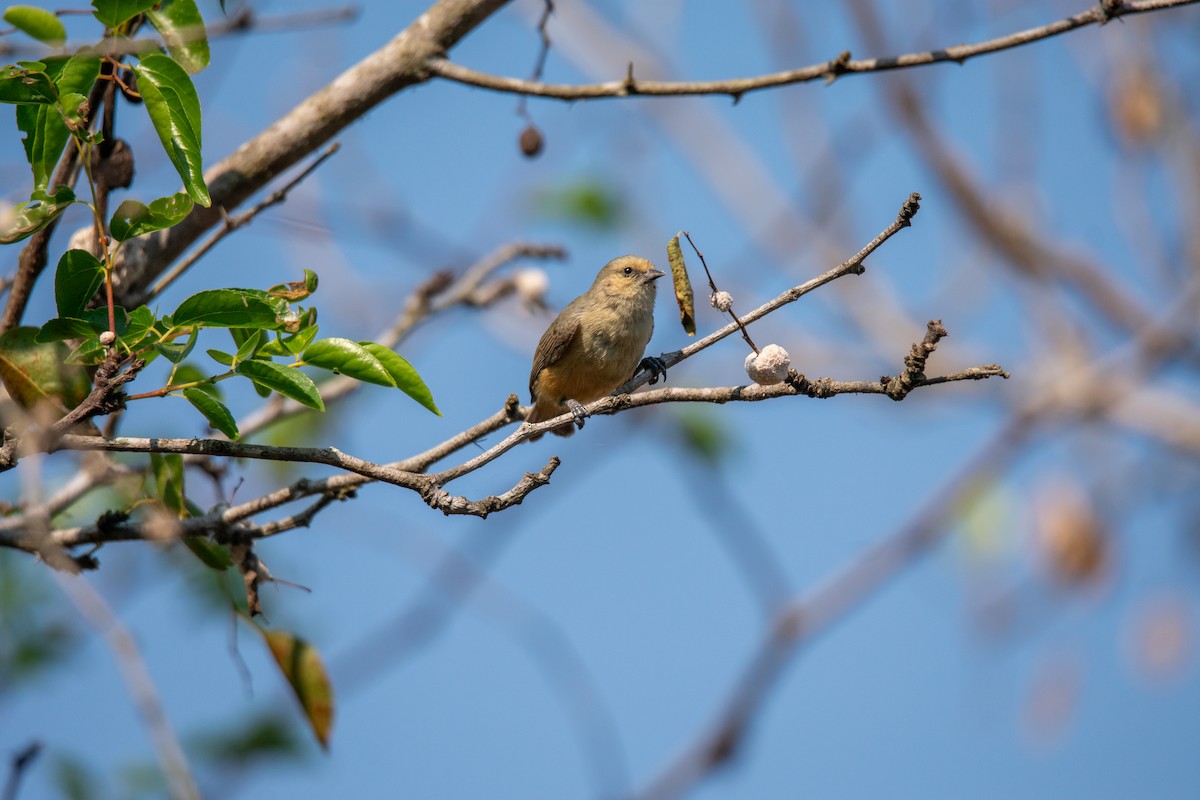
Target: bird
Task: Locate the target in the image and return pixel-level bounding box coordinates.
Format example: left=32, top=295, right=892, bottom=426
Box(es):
left=526, top=254, right=668, bottom=437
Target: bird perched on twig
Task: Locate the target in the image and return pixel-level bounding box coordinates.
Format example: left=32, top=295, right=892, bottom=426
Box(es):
left=526, top=255, right=668, bottom=437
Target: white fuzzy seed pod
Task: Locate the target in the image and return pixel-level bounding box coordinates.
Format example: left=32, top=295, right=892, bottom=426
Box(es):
left=99, top=330, right=116, bottom=346
left=711, top=290, right=733, bottom=312
left=744, top=343, right=791, bottom=385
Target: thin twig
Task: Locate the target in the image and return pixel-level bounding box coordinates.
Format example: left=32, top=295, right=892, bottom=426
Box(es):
left=517, top=0, right=555, bottom=122
left=682, top=231, right=758, bottom=354
left=427, top=0, right=1200, bottom=101
left=846, top=0, right=1200, bottom=365
left=137, top=142, right=342, bottom=305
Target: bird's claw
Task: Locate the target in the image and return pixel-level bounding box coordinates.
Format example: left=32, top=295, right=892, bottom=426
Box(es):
left=566, top=398, right=589, bottom=430
left=639, top=355, right=668, bottom=385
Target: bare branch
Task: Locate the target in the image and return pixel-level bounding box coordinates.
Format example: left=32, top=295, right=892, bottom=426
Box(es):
left=0, top=195, right=1005, bottom=547
left=47, top=434, right=434, bottom=494
left=425, top=457, right=561, bottom=517
left=426, top=0, right=1200, bottom=101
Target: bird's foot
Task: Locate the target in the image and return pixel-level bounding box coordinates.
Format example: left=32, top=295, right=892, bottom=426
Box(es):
left=638, top=355, right=668, bottom=385
left=566, top=398, right=589, bottom=430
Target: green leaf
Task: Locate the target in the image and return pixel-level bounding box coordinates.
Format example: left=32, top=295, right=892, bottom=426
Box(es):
left=192, top=714, right=304, bottom=767
left=134, top=53, right=209, bottom=206
left=534, top=179, right=622, bottom=229
left=173, top=289, right=281, bottom=329
left=119, top=305, right=155, bottom=350
left=63, top=336, right=105, bottom=366
left=358, top=342, right=440, bottom=415
left=0, top=62, right=56, bottom=104
left=0, top=327, right=90, bottom=410
left=0, top=185, right=75, bottom=244
left=205, top=349, right=233, bottom=367
left=235, top=360, right=324, bottom=411
left=183, top=535, right=232, bottom=570
left=261, top=629, right=335, bottom=749
left=155, top=329, right=196, bottom=364
left=54, top=53, right=102, bottom=98
left=675, top=408, right=731, bottom=467
left=35, top=316, right=103, bottom=343
left=284, top=326, right=318, bottom=356
left=259, top=326, right=318, bottom=358
left=150, top=452, right=185, bottom=516
left=82, top=305, right=126, bottom=335
left=109, top=193, right=193, bottom=241
left=90, top=0, right=156, bottom=29
left=302, top=338, right=394, bottom=387
left=14, top=54, right=100, bottom=190
left=234, top=328, right=263, bottom=363
left=16, top=104, right=61, bottom=191
left=53, top=249, right=105, bottom=318
left=4, top=6, right=67, bottom=44
left=55, top=91, right=88, bottom=134
left=146, top=0, right=209, bottom=74
left=183, top=387, right=237, bottom=439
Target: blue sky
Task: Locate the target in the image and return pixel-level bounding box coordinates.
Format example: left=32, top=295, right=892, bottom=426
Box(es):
left=3, top=1, right=1200, bottom=798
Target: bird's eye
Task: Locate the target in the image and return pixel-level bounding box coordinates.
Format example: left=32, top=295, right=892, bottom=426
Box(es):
left=622, top=266, right=634, bottom=276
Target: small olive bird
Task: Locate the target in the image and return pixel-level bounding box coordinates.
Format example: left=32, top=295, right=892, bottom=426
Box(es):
left=526, top=255, right=667, bottom=437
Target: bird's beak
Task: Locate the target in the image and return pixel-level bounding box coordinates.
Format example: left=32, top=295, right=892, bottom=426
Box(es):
left=643, top=268, right=665, bottom=284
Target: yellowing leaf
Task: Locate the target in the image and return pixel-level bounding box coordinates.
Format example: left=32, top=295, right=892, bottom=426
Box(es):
left=262, top=630, right=334, bottom=749
left=667, top=232, right=695, bottom=336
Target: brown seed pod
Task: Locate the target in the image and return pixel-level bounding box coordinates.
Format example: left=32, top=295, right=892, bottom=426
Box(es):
left=667, top=232, right=695, bottom=336
left=519, top=124, right=544, bottom=158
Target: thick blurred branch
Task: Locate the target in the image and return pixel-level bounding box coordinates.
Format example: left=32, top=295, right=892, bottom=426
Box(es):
left=426, top=0, right=1200, bottom=101
left=633, top=415, right=1033, bottom=800
left=113, top=0, right=515, bottom=303
left=54, top=572, right=200, bottom=800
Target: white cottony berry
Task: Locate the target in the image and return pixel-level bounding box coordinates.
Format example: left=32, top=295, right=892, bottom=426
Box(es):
left=744, top=344, right=791, bottom=385
left=99, top=331, right=116, bottom=346
left=514, top=268, right=549, bottom=303
left=711, top=290, right=733, bottom=312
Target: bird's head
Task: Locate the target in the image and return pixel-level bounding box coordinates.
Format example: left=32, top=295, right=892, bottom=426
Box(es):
left=592, top=255, right=665, bottom=297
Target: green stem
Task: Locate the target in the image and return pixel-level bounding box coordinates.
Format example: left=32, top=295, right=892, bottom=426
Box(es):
left=76, top=137, right=117, bottom=336
left=126, top=371, right=236, bottom=402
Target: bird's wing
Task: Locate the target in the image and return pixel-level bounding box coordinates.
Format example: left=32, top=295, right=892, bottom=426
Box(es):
left=529, top=310, right=581, bottom=399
